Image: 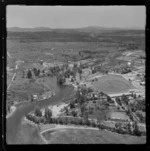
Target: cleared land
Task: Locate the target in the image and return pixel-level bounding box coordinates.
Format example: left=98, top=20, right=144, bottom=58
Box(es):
left=91, top=74, right=136, bottom=94
left=42, top=128, right=146, bottom=144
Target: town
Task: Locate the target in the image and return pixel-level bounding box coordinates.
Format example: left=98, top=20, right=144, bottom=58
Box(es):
left=6, top=6, right=146, bottom=144
left=7, top=48, right=146, bottom=139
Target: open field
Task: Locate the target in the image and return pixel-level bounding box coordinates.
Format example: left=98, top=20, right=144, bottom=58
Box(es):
left=110, top=111, right=130, bottom=121
left=91, top=74, right=136, bottom=94
left=42, top=128, right=146, bottom=144
left=7, top=28, right=145, bottom=64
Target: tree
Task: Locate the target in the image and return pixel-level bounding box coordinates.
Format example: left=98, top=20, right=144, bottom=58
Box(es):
left=30, top=95, right=34, bottom=102
left=87, top=87, right=93, bottom=93
left=127, top=122, right=132, bottom=134
left=115, top=122, right=122, bottom=129
left=80, top=104, right=86, bottom=116
left=133, top=93, right=137, bottom=99
left=22, top=70, right=25, bottom=78
left=33, top=67, right=39, bottom=77
left=107, top=96, right=112, bottom=103
left=64, top=106, right=69, bottom=115
left=71, top=110, right=77, bottom=117
left=116, top=97, right=121, bottom=106
left=57, top=75, right=66, bottom=85
left=34, top=106, right=42, bottom=117
left=70, top=101, right=75, bottom=109
left=133, top=121, right=141, bottom=136
left=27, top=70, right=32, bottom=79
left=78, top=68, right=82, bottom=79
left=121, top=95, right=129, bottom=105
left=45, top=107, right=52, bottom=121
left=83, top=111, right=89, bottom=125
left=79, top=95, right=86, bottom=105
left=76, top=90, right=81, bottom=101
left=7, top=104, right=11, bottom=113
left=37, top=69, right=40, bottom=77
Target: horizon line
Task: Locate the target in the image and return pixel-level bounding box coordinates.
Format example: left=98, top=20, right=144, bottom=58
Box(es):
left=7, top=26, right=145, bottom=30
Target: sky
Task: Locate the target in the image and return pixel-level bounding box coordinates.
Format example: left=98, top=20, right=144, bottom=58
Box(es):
left=7, top=6, right=146, bottom=29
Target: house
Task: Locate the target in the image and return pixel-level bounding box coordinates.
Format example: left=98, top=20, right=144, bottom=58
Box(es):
left=43, top=62, right=55, bottom=68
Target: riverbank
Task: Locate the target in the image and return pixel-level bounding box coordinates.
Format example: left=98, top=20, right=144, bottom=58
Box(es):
left=6, top=106, right=16, bottom=119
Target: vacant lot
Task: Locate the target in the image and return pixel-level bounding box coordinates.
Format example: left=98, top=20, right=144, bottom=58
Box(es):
left=42, top=128, right=146, bottom=144
left=92, top=74, right=136, bottom=94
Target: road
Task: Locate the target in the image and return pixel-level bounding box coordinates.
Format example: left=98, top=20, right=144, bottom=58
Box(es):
left=7, top=73, right=16, bottom=90
left=7, top=57, right=24, bottom=90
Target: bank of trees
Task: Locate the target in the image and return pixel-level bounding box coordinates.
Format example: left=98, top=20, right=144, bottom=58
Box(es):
left=26, top=110, right=145, bottom=136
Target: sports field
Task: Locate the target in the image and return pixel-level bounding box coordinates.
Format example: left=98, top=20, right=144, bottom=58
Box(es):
left=91, top=74, right=136, bottom=95
left=42, top=128, right=146, bottom=144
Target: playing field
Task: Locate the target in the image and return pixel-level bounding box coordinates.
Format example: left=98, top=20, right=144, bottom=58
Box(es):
left=91, top=74, right=136, bottom=95
left=42, top=128, right=146, bottom=144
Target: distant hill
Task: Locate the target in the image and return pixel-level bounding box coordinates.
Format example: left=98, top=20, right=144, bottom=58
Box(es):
left=7, top=26, right=145, bottom=43
left=7, top=27, right=53, bottom=32
left=7, top=26, right=144, bottom=33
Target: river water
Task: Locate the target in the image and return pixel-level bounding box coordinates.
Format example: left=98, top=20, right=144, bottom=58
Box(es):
left=6, top=77, right=74, bottom=144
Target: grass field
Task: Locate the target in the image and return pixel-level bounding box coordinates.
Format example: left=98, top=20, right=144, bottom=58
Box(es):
left=13, top=123, right=43, bottom=144
left=42, top=128, right=146, bottom=144
left=110, top=111, right=130, bottom=121
left=91, top=74, right=136, bottom=94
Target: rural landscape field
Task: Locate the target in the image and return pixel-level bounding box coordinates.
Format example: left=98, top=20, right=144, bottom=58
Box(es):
left=6, top=6, right=146, bottom=144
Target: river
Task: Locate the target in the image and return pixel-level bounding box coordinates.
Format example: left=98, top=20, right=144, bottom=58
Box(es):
left=6, top=77, right=75, bottom=144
